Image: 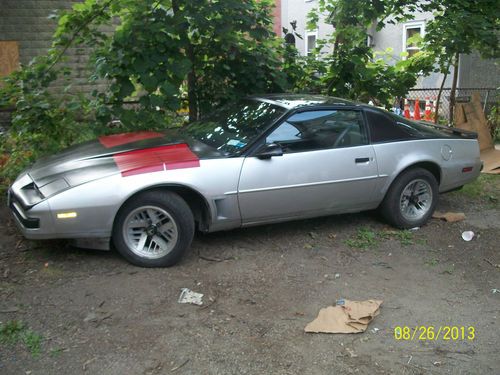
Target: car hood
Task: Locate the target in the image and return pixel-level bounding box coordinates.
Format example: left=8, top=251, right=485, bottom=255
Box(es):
left=26, top=130, right=209, bottom=196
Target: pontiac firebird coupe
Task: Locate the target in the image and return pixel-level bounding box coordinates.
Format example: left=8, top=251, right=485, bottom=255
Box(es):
left=8, top=94, right=481, bottom=267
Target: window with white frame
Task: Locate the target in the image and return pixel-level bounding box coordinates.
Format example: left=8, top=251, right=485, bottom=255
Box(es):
left=403, top=22, right=425, bottom=58
left=305, top=30, right=318, bottom=56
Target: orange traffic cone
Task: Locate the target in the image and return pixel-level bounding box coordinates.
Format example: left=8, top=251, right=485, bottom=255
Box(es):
left=403, top=99, right=411, bottom=119
left=414, top=99, right=421, bottom=120
left=424, top=97, right=432, bottom=121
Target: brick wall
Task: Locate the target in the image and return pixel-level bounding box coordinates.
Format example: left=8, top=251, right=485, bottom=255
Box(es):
left=273, top=0, right=282, bottom=36
left=0, top=0, right=102, bottom=94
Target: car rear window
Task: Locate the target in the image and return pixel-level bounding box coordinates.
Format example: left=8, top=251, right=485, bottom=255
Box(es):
left=365, top=109, right=414, bottom=143
left=366, top=108, right=455, bottom=143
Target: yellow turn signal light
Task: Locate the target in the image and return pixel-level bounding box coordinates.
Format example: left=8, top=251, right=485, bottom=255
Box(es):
left=57, top=212, right=78, bottom=219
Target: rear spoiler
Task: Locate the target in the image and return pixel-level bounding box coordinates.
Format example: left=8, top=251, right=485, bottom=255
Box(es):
left=416, top=121, right=478, bottom=139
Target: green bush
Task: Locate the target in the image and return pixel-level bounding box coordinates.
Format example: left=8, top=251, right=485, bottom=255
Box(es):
left=487, top=103, right=499, bottom=142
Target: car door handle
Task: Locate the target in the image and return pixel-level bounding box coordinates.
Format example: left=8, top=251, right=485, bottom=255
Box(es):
left=355, top=157, right=370, bottom=163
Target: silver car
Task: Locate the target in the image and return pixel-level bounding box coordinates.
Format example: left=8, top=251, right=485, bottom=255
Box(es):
left=8, top=94, right=481, bottom=267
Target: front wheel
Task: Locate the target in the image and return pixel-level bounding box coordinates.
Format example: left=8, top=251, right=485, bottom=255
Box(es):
left=380, top=168, right=438, bottom=229
left=113, top=191, right=194, bottom=267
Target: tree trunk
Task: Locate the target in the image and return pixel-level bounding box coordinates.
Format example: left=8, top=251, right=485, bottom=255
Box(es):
left=172, top=0, right=197, bottom=122
left=187, top=44, right=198, bottom=122
left=434, top=60, right=451, bottom=124
left=325, top=35, right=341, bottom=96
left=448, top=52, right=460, bottom=125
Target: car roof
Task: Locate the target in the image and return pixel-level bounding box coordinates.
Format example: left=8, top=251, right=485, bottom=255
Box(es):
left=251, top=93, right=361, bottom=109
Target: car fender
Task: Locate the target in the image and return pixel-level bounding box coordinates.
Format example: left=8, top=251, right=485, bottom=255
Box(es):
left=373, top=140, right=444, bottom=198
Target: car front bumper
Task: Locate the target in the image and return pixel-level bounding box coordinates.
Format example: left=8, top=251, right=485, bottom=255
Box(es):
left=7, top=187, right=57, bottom=240
left=8, top=187, right=111, bottom=250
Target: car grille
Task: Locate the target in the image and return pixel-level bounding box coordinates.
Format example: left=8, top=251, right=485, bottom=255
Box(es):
left=8, top=189, right=40, bottom=229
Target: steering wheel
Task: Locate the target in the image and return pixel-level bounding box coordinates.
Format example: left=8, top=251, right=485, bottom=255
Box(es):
left=332, top=124, right=354, bottom=148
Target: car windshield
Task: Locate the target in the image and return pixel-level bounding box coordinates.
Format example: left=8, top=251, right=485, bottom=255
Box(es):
left=184, top=99, right=286, bottom=156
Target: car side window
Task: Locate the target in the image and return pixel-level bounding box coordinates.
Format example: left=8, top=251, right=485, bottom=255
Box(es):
left=266, top=110, right=368, bottom=153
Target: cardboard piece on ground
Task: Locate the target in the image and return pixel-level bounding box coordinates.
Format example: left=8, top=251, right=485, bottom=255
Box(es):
left=432, top=211, right=466, bottom=223
left=454, top=93, right=500, bottom=174
left=481, top=148, right=500, bottom=175
left=305, top=299, right=383, bottom=334
left=0, top=41, right=19, bottom=77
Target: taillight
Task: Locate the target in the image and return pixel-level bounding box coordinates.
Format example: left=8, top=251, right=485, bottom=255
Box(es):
left=462, top=167, right=473, bottom=173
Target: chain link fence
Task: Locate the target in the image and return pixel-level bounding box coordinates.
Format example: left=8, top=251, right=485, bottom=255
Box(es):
left=399, top=87, right=498, bottom=122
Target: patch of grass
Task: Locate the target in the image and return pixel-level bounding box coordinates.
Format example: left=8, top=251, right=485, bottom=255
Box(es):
left=425, top=258, right=439, bottom=267
left=23, top=330, right=42, bottom=357
left=451, top=174, right=500, bottom=205
left=0, top=320, right=25, bottom=345
left=0, top=320, right=43, bottom=357
left=397, top=231, right=414, bottom=246
left=344, top=227, right=379, bottom=249
left=379, top=229, right=415, bottom=246
left=345, top=228, right=420, bottom=249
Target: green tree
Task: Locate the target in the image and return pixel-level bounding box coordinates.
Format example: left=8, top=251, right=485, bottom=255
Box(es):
left=3, top=0, right=285, bottom=125
left=420, top=0, right=499, bottom=122
left=100, top=0, right=285, bottom=123
left=281, top=21, right=326, bottom=93
left=307, top=0, right=434, bottom=106
left=0, top=0, right=286, bottom=189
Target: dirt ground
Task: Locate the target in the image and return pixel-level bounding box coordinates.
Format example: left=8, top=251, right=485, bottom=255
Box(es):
left=1, top=176, right=499, bottom=375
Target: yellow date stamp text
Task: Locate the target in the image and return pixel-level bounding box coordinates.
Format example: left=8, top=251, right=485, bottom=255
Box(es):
left=394, top=326, right=475, bottom=341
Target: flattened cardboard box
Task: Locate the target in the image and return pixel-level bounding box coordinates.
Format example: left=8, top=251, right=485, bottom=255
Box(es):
left=305, top=299, right=383, bottom=334
left=455, top=93, right=500, bottom=174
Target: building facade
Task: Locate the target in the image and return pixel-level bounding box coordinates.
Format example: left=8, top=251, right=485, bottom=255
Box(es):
left=280, top=0, right=500, bottom=90
left=0, top=0, right=95, bottom=93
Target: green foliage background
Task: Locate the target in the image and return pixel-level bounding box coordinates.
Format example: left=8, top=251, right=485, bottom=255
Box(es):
left=0, top=0, right=498, bottom=192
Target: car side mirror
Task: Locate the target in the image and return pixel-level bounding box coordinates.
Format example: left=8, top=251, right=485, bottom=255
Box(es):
left=256, top=143, right=283, bottom=159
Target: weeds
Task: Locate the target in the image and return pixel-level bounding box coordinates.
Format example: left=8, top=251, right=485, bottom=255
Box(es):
left=0, top=320, right=25, bottom=345
left=425, top=258, right=439, bottom=266
left=0, top=320, right=43, bottom=357
left=345, top=227, right=416, bottom=249
left=344, top=227, right=379, bottom=249
left=381, top=230, right=415, bottom=246
left=23, top=330, right=43, bottom=357
left=451, top=175, right=500, bottom=205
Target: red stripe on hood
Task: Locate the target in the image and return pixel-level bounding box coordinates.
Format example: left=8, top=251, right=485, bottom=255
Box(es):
left=99, top=131, right=164, bottom=148
left=113, top=144, right=200, bottom=177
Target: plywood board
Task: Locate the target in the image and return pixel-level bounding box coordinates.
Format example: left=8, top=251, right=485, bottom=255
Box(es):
left=0, top=41, right=20, bottom=77
left=454, top=93, right=499, bottom=174
left=454, top=93, right=494, bottom=151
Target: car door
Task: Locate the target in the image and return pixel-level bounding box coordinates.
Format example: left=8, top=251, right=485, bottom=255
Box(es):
left=237, top=108, right=379, bottom=224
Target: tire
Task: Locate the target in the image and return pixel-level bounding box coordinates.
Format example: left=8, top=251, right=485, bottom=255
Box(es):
left=112, top=190, right=194, bottom=267
left=380, top=168, right=438, bottom=229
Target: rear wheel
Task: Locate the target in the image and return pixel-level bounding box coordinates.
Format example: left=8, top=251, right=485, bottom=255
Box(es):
left=113, top=191, right=194, bottom=267
left=380, top=168, right=438, bottom=229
